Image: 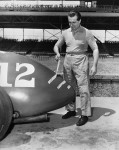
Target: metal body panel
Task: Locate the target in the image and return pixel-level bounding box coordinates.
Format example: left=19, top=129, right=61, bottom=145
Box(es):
left=0, top=52, right=75, bottom=117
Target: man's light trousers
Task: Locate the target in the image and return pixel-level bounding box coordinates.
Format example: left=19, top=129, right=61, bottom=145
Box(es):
left=63, top=53, right=91, bottom=116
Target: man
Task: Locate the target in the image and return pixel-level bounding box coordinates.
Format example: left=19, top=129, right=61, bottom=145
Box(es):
left=54, top=10, right=99, bottom=126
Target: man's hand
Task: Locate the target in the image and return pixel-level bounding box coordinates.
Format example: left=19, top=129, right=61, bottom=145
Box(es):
left=55, top=53, right=60, bottom=61
left=90, top=65, right=97, bottom=76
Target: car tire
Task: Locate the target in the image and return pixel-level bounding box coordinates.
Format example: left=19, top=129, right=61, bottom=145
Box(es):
left=0, top=87, right=13, bottom=141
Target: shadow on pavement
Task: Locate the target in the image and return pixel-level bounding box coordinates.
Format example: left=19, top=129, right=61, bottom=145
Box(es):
left=0, top=107, right=115, bottom=148
left=77, top=107, right=115, bottom=122
left=90, top=107, right=115, bottom=122
left=0, top=113, right=79, bottom=148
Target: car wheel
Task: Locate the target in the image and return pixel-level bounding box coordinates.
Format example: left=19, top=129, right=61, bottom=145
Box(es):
left=0, top=87, right=13, bottom=141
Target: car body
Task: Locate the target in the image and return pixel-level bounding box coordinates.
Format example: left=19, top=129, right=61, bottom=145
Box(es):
left=0, top=51, right=75, bottom=141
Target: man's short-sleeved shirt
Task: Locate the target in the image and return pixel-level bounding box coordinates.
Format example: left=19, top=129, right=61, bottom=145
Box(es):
left=55, top=26, right=98, bottom=53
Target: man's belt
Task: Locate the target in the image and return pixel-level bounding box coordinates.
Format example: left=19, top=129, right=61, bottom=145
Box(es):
left=66, top=51, right=87, bottom=55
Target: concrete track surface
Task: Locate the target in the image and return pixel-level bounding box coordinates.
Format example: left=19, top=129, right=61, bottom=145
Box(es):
left=0, top=97, right=119, bottom=150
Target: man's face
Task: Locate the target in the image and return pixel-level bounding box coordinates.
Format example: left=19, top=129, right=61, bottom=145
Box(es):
left=68, top=15, right=81, bottom=31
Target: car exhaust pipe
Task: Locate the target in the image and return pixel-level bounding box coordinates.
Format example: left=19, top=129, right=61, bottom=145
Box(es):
left=13, top=114, right=49, bottom=124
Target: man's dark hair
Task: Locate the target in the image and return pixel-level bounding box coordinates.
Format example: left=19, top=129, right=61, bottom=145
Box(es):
left=68, top=10, right=81, bottom=21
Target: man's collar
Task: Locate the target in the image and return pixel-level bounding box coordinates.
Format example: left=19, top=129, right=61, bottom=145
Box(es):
left=71, top=25, right=82, bottom=33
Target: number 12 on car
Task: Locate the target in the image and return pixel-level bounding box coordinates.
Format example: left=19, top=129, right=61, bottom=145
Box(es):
left=0, top=63, right=35, bottom=87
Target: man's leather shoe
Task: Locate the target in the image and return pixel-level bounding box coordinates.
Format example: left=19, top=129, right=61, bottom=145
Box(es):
left=76, top=115, right=88, bottom=126
left=62, top=111, right=76, bottom=119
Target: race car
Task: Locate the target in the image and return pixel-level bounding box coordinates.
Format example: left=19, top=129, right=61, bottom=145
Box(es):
left=0, top=51, right=75, bottom=141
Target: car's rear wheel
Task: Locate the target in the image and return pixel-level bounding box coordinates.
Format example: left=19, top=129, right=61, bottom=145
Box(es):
left=0, top=87, right=13, bottom=141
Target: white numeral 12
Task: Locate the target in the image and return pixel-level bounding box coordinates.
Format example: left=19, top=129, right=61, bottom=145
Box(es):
left=0, top=63, right=35, bottom=87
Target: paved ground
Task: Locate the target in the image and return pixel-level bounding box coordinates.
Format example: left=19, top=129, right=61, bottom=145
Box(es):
left=0, top=97, right=119, bottom=150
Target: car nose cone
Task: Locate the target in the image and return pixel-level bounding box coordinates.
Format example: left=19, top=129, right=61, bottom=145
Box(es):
left=0, top=52, right=75, bottom=117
